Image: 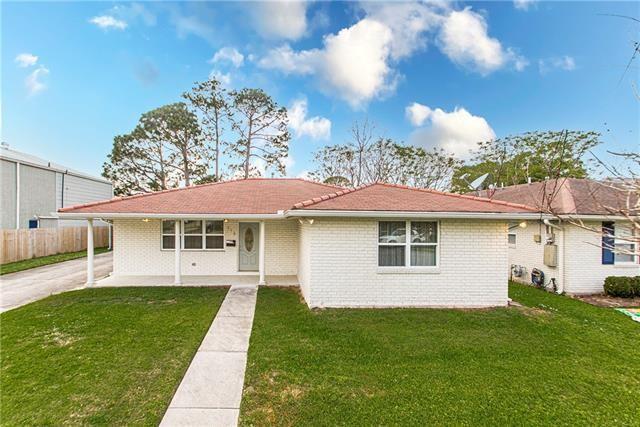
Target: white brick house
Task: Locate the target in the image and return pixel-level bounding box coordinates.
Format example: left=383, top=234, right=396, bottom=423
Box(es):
left=480, top=179, right=639, bottom=294
left=59, top=178, right=544, bottom=308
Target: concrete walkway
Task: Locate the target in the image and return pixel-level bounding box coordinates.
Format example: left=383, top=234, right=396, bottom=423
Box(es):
left=0, top=252, right=113, bottom=313
left=161, top=285, right=258, bottom=427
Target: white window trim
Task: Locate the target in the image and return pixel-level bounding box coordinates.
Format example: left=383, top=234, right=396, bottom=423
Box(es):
left=377, top=220, right=440, bottom=270
left=161, top=219, right=226, bottom=252
left=613, top=233, right=638, bottom=266
left=508, top=233, right=517, bottom=247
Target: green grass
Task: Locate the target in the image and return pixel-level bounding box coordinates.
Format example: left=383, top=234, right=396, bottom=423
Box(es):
left=0, top=287, right=227, bottom=426
left=0, top=247, right=111, bottom=275
left=241, top=283, right=640, bottom=426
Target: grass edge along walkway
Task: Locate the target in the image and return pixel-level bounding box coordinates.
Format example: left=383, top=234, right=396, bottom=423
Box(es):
left=0, top=286, right=228, bottom=425
left=0, top=247, right=110, bottom=275
left=240, top=283, right=640, bottom=426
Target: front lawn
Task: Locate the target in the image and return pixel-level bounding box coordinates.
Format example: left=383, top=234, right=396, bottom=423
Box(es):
left=1, top=287, right=227, bottom=426
left=241, top=284, right=640, bottom=425
left=0, top=247, right=111, bottom=275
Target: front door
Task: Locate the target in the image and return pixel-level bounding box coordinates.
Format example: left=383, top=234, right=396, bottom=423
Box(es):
left=239, top=222, right=259, bottom=271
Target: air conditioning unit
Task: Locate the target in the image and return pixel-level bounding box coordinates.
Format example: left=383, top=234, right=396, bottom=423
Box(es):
left=511, top=264, right=526, bottom=278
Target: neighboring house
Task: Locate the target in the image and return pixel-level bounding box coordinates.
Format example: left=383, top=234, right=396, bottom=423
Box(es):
left=477, top=179, right=639, bottom=295
left=0, top=143, right=113, bottom=229
left=58, top=178, right=541, bottom=308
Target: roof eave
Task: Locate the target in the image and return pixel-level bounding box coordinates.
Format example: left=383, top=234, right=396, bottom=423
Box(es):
left=57, top=212, right=286, bottom=220
left=284, top=209, right=547, bottom=220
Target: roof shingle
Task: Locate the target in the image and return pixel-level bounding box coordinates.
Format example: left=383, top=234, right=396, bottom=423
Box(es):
left=59, top=179, right=538, bottom=215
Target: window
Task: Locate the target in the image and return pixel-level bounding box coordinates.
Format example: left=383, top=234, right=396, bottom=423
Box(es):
left=614, top=225, right=637, bottom=264
left=508, top=233, right=517, bottom=246
left=161, top=220, right=224, bottom=250
left=162, top=220, right=176, bottom=249
left=378, top=221, right=438, bottom=267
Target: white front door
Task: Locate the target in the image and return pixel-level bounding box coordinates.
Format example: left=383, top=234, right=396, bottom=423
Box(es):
left=239, top=222, right=259, bottom=271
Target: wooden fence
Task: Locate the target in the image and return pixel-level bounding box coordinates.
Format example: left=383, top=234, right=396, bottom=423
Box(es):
left=0, top=227, right=110, bottom=264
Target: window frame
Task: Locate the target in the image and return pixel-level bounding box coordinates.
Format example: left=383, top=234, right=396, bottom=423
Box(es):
left=161, top=219, right=226, bottom=251
left=377, top=220, right=440, bottom=269
left=508, top=233, right=517, bottom=247
left=613, top=225, right=638, bottom=265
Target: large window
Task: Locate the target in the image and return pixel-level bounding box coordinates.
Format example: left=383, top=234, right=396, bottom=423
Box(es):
left=161, top=220, right=224, bottom=250
left=378, top=221, right=438, bottom=267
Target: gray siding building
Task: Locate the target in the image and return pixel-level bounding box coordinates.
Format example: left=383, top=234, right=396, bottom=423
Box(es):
left=0, top=144, right=113, bottom=229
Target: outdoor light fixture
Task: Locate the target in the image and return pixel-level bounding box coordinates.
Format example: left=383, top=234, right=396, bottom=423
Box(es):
left=519, top=221, right=527, bottom=228
left=142, top=218, right=150, bottom=222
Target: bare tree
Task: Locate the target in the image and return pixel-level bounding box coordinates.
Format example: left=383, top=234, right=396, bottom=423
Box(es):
left=350, top=118, right=375, bottom=186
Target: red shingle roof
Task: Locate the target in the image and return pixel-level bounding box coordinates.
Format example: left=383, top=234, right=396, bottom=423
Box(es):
left=475, top=178, right=639, bottom=216
left=59, top=178, right=343, bottom=215
left=292, top=182, right=537, bottom=213
left=59, top=179, right=538, bottom=215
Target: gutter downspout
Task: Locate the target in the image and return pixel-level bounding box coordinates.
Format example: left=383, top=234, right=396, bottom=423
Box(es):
left=544, top=219, right=565, bottom=294
left=15, top=161, right=20, bottom=229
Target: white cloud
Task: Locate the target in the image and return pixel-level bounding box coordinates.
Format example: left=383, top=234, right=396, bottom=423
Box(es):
left=15, top=53, right=38, bottom=67
left=260, top=19, right=397, bottom=108
left=408, top=105, right=495, bottom=158
left=539, top=55, right=576, bottom=74
left=361, top=1, right=444, bottom=61
left=89, top=15, right=127, bottom=30
left=25, top=66, right=50, bottom=96
left=209, top=70, right=231, bottom=86
left=111, top=3, right=156, bottom=26
left=259, top=3, right=525, bottom=107
left=289, top=98, right=331, bottom=140
left=405, top=102, right=432, bottom=127
left=437, top=7, right=525, bottom=74
left=514, top=0, right=537, bottom=11
left=251, top=1, right=308, bottom=40
left=257, top=45, right=317, bottom=74
left=210, top=47, right=244, bottom=68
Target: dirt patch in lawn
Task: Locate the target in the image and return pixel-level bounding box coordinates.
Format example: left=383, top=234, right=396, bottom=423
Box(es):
left=572, top=294, right=640, bottom=308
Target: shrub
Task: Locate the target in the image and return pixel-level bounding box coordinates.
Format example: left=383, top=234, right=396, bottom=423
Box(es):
left=604, top=276, right=640, bottom=298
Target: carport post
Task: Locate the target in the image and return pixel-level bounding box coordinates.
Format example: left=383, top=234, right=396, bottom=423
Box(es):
left=174, top=220, right=182, bottom=284
left=258, top=221, right=265, bottom=285
left=86, top=218, right=94, bottom=285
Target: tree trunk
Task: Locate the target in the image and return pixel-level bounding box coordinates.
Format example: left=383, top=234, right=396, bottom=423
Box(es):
left=244, top=118, right=253, bottom=179
left=182, top=141, right=190, bottom=186
left=214, top=110, right=220, bottom=181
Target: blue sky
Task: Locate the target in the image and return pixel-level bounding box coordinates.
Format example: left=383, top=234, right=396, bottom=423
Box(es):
left=3, top=1, right=639, bottom=179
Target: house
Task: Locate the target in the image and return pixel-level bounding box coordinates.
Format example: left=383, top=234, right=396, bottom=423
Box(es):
left=0, top=143, right=113, bottom=229
left=58, top=178, right=543, bottom=308
left=477, top=178, right=639, bottom=294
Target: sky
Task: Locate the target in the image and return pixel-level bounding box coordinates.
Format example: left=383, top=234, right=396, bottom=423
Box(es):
left=3, top=1, right=639, bottom=180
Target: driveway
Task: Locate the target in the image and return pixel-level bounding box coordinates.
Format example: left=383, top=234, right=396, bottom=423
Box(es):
left=0, top=252, right=113, bottom=313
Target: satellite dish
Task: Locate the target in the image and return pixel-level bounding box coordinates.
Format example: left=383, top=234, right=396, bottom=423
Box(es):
left=468, top=173, right=489, bottom=190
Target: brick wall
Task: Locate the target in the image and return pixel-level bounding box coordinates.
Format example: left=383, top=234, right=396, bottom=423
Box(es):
left=300, top=218, right=509, bottom=308
left=112, top=219, right=298, bottom=276
left=564, top=221, right=639, bottom=294
left=507, top=220, right=565, bottom=291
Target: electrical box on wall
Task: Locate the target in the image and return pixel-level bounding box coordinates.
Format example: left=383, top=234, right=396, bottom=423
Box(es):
left=544, top=244, right=558, bottom=267
left=533, top=234, right=542, bottom=243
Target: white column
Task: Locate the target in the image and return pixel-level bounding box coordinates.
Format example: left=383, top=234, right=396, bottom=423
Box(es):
left=174, top=220, right=182, bottom=285
left=86, top=218, right=94, bottom=285
left=258, top=221, right=265, bottom=285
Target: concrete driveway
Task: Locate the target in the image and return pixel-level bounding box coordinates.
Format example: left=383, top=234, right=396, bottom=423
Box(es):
left=0, top=252, right=113, bottom=313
